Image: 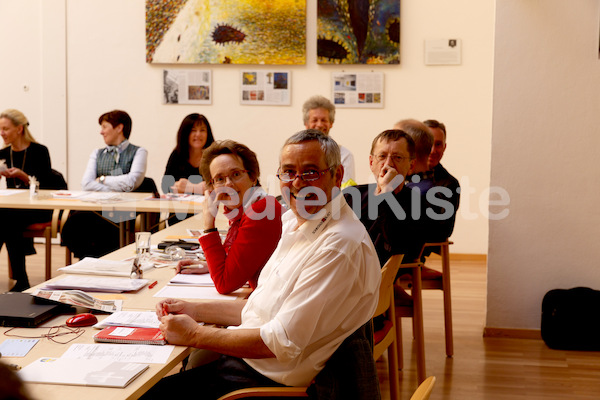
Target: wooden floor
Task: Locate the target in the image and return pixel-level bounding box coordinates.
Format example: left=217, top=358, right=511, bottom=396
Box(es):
left=2, top=245, right=600, bottom=399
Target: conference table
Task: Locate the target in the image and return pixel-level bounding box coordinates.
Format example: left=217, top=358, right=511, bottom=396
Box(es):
left=0, top=189, right=206, bottom=245
left=1, top=211, right=241, bottom=399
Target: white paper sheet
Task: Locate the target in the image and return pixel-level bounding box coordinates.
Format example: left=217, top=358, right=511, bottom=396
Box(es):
left=154, top=285, right=243, bottom=300
left=62, top=343, right=174, bottom=364
left=94, top=311, right=160, bottom=329
left=169, top=273, right=214, bottom=286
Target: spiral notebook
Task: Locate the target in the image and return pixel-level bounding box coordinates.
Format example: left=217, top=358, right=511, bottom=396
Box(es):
left=93, top=326, right=166, bottom=345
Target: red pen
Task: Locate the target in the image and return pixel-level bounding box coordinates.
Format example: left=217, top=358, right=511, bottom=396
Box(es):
left=149, top=281, right=158, bottom=289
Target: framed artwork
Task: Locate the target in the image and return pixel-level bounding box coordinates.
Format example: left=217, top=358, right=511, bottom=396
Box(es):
left=240, top=70, right=291, bottom=106
left=317, top=0, right=400, bottom=64
left=146, top=0, right=306, bottom=65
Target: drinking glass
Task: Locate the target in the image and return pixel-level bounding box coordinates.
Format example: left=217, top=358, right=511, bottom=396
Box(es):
left=135, top=232, right=151, bottom=263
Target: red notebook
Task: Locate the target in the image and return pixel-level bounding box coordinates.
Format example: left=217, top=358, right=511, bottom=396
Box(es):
left=93, top=326, right=166, bottom=345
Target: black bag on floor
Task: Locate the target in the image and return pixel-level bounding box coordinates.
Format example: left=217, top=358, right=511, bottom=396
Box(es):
left=541, top=287, right=600, bottom=350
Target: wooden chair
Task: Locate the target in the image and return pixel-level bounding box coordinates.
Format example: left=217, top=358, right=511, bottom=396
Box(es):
left=398, top=240, right=454, bottom=357
left=410, top=376, right=436, bottom=400
left=373, top=254, right=404, bottom=400
left=217, top=387, right=308, bottom=399
left=8, top=169, right=69, bottom=281
left=217, top=321, right=380, bottom=400
left=7, top=209, right=62, bottom=281
left=395, top=261, right=427, bottom=384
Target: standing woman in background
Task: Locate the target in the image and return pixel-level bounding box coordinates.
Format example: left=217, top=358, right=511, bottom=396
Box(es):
left=0, top=109, right=53, bottom=291
left=161, top=113, right=215, bottom=195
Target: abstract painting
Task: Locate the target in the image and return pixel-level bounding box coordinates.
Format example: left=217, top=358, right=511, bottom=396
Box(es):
left=317, top=0, right=400, bottom=64
left=146, top=0, right=306, bottom=64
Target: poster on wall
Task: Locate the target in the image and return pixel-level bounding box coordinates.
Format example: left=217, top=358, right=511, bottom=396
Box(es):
left=331, top=72, right=384, bottom=108
left=163, top=69, right=212, bottom=105
left=146, top=0, right=306, bottom=65
left=424, top=39, right=462, bottom=66
left=240, top=71, right=291, bottom=106
left=317, top=0, right=400, bottom=64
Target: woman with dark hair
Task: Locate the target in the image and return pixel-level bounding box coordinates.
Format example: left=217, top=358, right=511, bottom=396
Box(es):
left=161, top=113, right=215, bottom=194
left=175, top=140, right=283, bottom=295
left=0, top=109, right=54, bottom=291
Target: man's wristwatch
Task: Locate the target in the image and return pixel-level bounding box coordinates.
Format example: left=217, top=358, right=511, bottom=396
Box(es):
left=99, top=175, right=106, bottom=184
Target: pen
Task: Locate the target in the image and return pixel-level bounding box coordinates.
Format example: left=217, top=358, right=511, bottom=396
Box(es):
left=7, top=363, right=21, bottom=371
left=149, top=281, right=158, bottom=289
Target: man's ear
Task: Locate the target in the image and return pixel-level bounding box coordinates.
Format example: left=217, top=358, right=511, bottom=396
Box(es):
left=408, top=159, right=416, bottom=175
left=334, top=164, right=344, bottom=187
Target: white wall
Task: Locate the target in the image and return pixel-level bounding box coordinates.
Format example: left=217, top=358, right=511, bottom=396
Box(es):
left=1, top=0, right=494, bottom=255
left=487, top=0, right=600, bottom=330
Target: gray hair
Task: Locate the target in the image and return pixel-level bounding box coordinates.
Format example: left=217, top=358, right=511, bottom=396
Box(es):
left=282, top=129, right=341, bottom=172
left=0, top=109, right=36, bottom=147
left=302, top=95, right=335, bottom=125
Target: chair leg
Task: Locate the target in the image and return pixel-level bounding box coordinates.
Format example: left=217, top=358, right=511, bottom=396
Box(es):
left=412, top=266, right=426, bottom=385
left=388, top=297, right=400, bottom=400
left=441, top=244, right=454, bottom=357
left=44, top=228, right=52, bottom=281
left=396, top=316, right=404, bottom=370
left=65, top=246, right=72, bottom=266
left=7, top=256, right=13, bottom=280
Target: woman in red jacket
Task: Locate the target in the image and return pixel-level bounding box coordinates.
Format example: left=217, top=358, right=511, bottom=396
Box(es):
left=176, top=140, right=282, bottom=294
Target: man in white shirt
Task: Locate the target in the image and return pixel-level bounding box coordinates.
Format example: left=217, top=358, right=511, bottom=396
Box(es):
left=302, top=95, right=356, bottom=185
left=141, top=130, right=380, bottom=399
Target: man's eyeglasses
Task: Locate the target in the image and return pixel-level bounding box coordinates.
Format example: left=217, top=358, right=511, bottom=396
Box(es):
left=373, top=153, right=410, bottom=163
left=277, top=167, right=332, bottom=183
left=211, top=169, right=248, bottom=187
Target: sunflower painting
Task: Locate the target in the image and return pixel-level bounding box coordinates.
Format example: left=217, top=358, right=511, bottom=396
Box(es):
left=317, top=0, right=400, bottom=64
left=146, top=0, right=306, bottom=64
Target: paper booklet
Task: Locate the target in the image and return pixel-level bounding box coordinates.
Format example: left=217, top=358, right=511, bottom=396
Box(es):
left=43, top=275, right=149, bottom=293
left=18, top=357, right=149, bottom=388
left=59, top=257, right=155, bottom=277
left=31, top=288, right=122, bottom=313
left=94, top=326, right=166, bottom=345
left=94, top=311, right=160, bottom=329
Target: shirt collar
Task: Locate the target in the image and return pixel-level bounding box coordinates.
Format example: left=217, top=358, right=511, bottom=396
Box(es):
left=105, top=139, right=129, bottom=154
left=296, top=192, right=347, bottom=242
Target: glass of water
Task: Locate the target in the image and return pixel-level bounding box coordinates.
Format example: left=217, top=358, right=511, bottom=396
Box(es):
left=135, top=232, right=151, bottom=263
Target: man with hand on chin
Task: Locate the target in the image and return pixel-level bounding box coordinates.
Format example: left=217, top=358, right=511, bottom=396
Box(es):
left=344, top=129, right=428, bottom=266
left=141, top=130, right=380, bottom=399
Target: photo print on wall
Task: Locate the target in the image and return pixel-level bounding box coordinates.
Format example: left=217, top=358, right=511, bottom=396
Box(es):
left=317, top=0, right=400, bottom=64
left=146, top=0, right=306, bottom=65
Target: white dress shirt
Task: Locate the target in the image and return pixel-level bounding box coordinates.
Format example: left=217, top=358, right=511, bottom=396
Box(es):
left=236, top=194, right=381, bottom=386
left=81, top=140, right=148, bottom=192
left=340, top=145, right=356, bottom=183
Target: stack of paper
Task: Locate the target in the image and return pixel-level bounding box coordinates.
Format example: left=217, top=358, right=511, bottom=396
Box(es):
left=59, top=257, right=155, bottom=277
left=43, top=276, right=149, bottom=293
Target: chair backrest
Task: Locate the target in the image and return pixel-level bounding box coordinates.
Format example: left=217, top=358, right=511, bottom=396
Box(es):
left=307, top=321, right=381, bottom=400
left=410, top=376, right=436, bottom=400
left=134, top=177, right=160, bottom=198
left=41, top=169, right=68, bottom=190
left=374, top=254, right=404, bottom=318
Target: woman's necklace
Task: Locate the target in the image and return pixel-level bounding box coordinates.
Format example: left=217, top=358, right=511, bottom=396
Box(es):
left=9, top=146, right=27, bottom=188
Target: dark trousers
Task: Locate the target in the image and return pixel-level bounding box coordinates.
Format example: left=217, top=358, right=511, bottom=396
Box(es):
left=61, top=211, right=120, bottom=259
left=0, top=209, right=51, bottom=283
left=139, top=355, right=285, bottom=400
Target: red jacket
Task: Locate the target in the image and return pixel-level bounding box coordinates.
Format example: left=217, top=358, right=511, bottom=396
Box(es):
left=199, top=195, right=283, bottom=294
